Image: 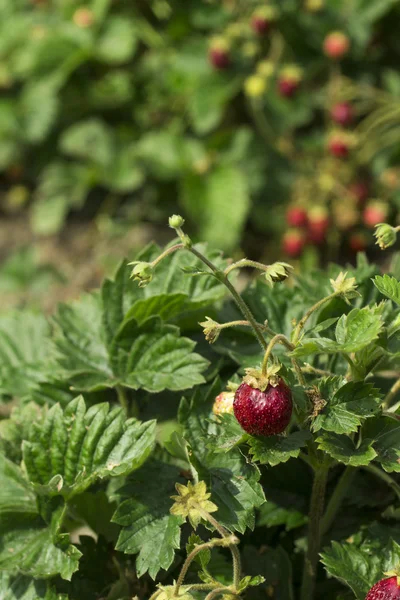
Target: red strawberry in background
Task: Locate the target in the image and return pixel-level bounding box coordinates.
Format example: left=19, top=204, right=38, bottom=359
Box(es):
left=330, top=102, right=354, bottom=126
left=349, top=231, right=368, bottom=253
left=208, top=37, right=231, bottom=70
left=365, top=576, right=400, bottom=599
left=283, top=229, right=305, bottom=257
left=308, top=205, right=329, bottom=243
left=234, top=380, right=292, bottom=436
left=328, top=132, right=352, bottom=158
left=286, top=205, right=308, bottom=227
left=349, top=180, right=369, bottom=205
left=278, top=65, right=302, bottom=98
left=251, top=6, right=277, bottom=35
left=323, top=31, right=350, bottom=59
left=363, top=200, right=389, bottom=228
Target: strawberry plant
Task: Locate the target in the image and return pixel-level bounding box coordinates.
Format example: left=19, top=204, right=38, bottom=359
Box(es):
left=2, top=0, right=400, bottom=260
left=1, top=214, right=400, bottom=599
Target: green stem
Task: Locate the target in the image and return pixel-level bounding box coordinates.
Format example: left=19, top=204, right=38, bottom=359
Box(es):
left=205, top=588, right=237, bottom=600
left=149, top=590, right=162, bottom=600
left=363, top=464, right=400, bottom=501
left=201, top=510, right=241, bottom=590
left=189, top=246, right=267, bottom=351
left=174, top=540, right=230, bottom=597
left=382, top=378, right=400, bottom=410
left=224, top=258, right=271, bottom=277
left=292, top=293, right=337, bottom=345
left=261, top=334, right=294, bottom=375
left=116, top=385, right=129, bottom=414
left=151, top=243, right=184, bottom=268
left=320, top=466, right=356, bottom=536
left=300, top=466, right=329, bottom=600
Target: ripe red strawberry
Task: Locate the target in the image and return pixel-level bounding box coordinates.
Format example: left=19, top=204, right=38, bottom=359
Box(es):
left=349, top=181, right=369, bottom=205
left=349, top=231, right=368, bottom=252
left=251, top=7, right=276, bottom=35
left=209, top=38, right=230, bottom=70
left=282, top=229, right=305, bottom=257
left=286, top=205, right=308, bottom=227
left=277, top=65, right=302, bottom=98
left=365, top=576, right=400, bottom=599
left=308, top=206, right=329, bottom=234
left=330, top=102, right=353, bottom=126
left=328, top=133, right=350, bottom=158
left=323, top=31, right=350, bottom=59
left=233, top=380, right=293, bottom=436
left=363, top=201, right=389, bottom=228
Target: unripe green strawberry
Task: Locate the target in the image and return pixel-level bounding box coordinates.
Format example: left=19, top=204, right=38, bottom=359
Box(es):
left=365, top=576, right=400, bottom=599
left=233, top=380, right=292, bottom=436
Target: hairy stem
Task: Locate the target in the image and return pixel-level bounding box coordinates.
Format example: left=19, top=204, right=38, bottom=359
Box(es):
left=292, top=293, right=338, bottom=345
left=205, top=588, right=238, bottom=600
left=300, top=466, right=329, bottom=600
left=200, top=510, right=241, bottom=590
left=382, top=378, right=400, bottom=410
left=320, top=466, right=356, bottom=536
left=188, top=246, right=267, bottom=351
left=151, top=243, right=184, bottom=268
left=174, top=540, right=230, bottom=596
left=363, top=464, right=400, bottom=500
left=261, top=334, right=294, bottom=375
left=224, top=258, right=271, bottom=277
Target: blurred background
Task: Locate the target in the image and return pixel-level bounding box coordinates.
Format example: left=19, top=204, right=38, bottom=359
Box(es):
left=1, top=0, right=400, bottom=310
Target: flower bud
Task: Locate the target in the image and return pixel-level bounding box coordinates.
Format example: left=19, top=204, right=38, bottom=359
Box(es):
left=169, top=214, right=185, bottom=229
left=130, top=262, right=153, bottom=287
left=244, top=75, right=267, bottom=98
left=374, top=223, right=398, bottom=250
left=264, top=262, right=293, bottom=287
left=199, top=317, right=220, bottom=344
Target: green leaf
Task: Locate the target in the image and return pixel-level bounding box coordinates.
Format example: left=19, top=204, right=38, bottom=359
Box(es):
left=293, top=307, right=383, bottom=357
left=54, top=287, right=208, bottom=392
left=374, top=274, right=400, bottom=306
left=96, top=17, right=137, bottom=64
left=181, top=166, right=250, bottom=251
left=257, top=500, right=307, bottom=531
left=22, top=396, right=156, bottom=498
left=209, top=413, right=249, bottom=453
left=312, top=379, right=382, bottom=435
left=248, top=431, right=311, bottom=467
left=321, top=523, right=400, bottom=599
left=112, top=461, right=185, bottom=579
left=59, top=119, right=114, bottom=167
left=0, top=455, right=37, bottom=524
left=316, top=433, right=377, bottom=466
left=0, top=311, right=52, bottom=400
left=0, top=403, right=41, bottom=463
left=19, top=81, right=59, bottom=143
left=363, top=415, right=400, bottom=473
left=179, top=381, right=265, bottom=533
left=131, top=243, right=228, bottom=321
left=0, top=517, right=81, bottom=581
left=32, top=162, right=89, bottom=235
left=0, top=573, right=66, bottom=600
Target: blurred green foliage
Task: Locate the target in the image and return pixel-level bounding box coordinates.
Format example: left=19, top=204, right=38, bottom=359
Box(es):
left=1, top=0, right=400, bottom=255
